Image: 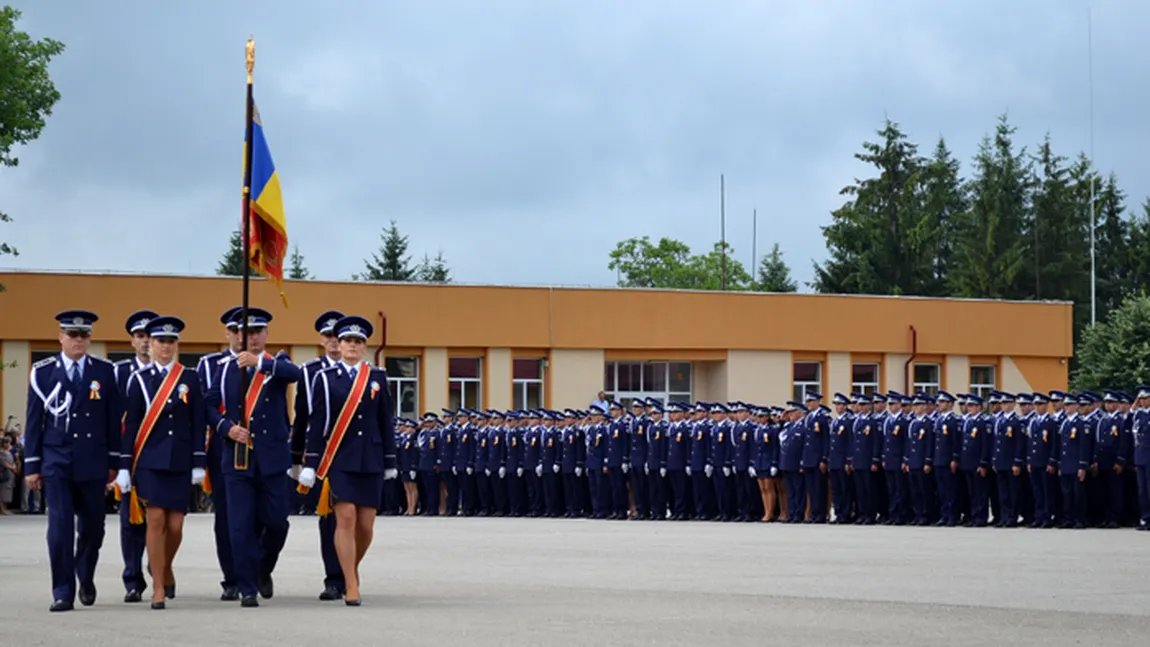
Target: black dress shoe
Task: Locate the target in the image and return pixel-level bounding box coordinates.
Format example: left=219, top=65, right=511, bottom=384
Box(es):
left=49, top=599, right=74, bottom=612
left=258, top=574, right=274, bottom=600
left=124, top=589, right=142, bottom=603
left=220, top=585, right=239, bottom=601
left=318, top=586, right=343, bottom=601
left=344, top=598, right=362, bottom=607
left=164, top=583, right=176, bottom=599
left=151, top=601, right=165, bottom=610
left=78, top=584, right=97, bottom=607
left=241, top=595, right=259, bottom=608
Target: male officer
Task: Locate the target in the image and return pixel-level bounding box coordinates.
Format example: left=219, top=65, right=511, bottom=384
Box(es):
left=826, top=393, right=853, bottom=524
left=959, top=394, right=991, bottom=527
left=646, top=402, right=669, bottom=520
left=1133, top=386, right=1150, bottom=529
left=881, top=394, right=908, bottom=525
left=25, top=310, right=122, bottom=611
left=195, top=306, right=243, bottom=601
left=206, top=307, right=301, bottom=607
left=1027, top=393, right=1059, bottom=528
left=289, top=310, right=345, bottom=600
left=904, top=394, right=934, bottom=526
left=112, top=309, right=155, bottom=603
left=1094, top=389, right=1129, bottom=528
left=802, top=392, right=830, bottom=524
left=847, top=393, right=879, bottom=525
left=932, top=391, right=961, bottom=527
left=1058, top=395, right=1091, bottom=528
left=628, top=400, right=649, bottom=520
left=991, top=392, right=1024, bottom=527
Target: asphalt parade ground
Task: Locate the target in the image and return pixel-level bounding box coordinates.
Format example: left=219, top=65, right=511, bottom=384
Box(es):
left=2, top=514, right=1148, bottom=646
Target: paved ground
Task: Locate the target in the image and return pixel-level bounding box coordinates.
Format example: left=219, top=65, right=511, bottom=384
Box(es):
left=2, top=514, right=1148, bottom=646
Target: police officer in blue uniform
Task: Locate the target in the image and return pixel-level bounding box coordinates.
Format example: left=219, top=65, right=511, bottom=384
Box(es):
left=299, top=315, right=398, bottom=606
left=826, top=393, right=853, bottom=524
left=959, top=394, right=991, bottom=527
left=904, top=394, right=934, bottom=526
left=1026, top=393, right=1059, bottom=528
left=847, top=393, right=879, bottom=525
left=646, top=402, right=669, bottom=520
left=418, top=412, right=441, bottom=516
left=1058, top=394, right=1092, bottom=528
left=195, top=306, right=243, bottom=601
left=750, top=406, right=780, bottom=521
left=112, top=309, right=155, bottom=603
left=991, top=392, right=1024, bottom=527
left=116, top=316, right=206, bottom=609
left=1133, top=386, right=1150, bottom=529
left=504, top=411, right=526, bottom=516
left=205, top=307, right=301, bottom=607
left=931, top=391, right=961, bottom=526
left=628, top=401, right=649, bottom=520
left=778, top=402, right=806, bottom=523
left=25, top=310, right=122, bottom=612
left=561, top=409, right=586, bottom=517
left=802, top=393, right=830, bottom=524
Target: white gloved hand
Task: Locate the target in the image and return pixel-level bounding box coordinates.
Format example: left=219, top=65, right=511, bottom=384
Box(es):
left=116, top=469, right=132, bottom=494
left=723, top=466, right=731, bottom=477
left=485, top=469, right=491, bottom=477
left=499, top=467, right=506, bottom=478
left=770, top=467, right=778, bottom=477
left=516, top=467, right=523, bottom=477
left=288, top=465, right=301, bottom=481
left=686, top=466, right=692, bottom=476
left=622, top=464, right=630, bottom=474
left=575, top=467, right=583, bottom=477
left=552, top=464, right=559, bottom=474
left=644, top=465, right=650, bottom=476
left=535, top=465, right=543, bottom=477
left=299, top=467, right=317, bottom=488
left=409, top=470, right=417, bottom=481
left=384, top=468, right=398, bottom=480
left=467, top=467, right=474, bottom=475
left=660, top=467, right=667, bottom=477
left=705, top=465, right=714, bottom=478
left=191, top=468, right=206, bottom=485
left=749, top=467, right=757, bottom=478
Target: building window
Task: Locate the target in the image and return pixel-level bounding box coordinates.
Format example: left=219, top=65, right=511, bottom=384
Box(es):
left=449, top=357, right=482, bottom=411
left=386, top=356, right=419, bottom=419
left=851, top=363, right=879, bottom=396
left=913, top=363, right=941, bottom=395
left=793, top=362, right=822, bottom=402
left=604, top=361, right=692, bottom=408
left=970, top=365, right=996, bottom=399
left=513, top=358, right=544, bottom=410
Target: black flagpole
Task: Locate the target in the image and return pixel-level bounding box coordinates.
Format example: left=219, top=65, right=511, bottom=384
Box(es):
left=237, top=36, right=255, bottom=471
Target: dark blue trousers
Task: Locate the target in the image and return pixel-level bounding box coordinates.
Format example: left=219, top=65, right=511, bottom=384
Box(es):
left=506, top=472, right=524, bottom=515
left=908, top=469, right=930, bottom=523
left=852, top=468, right=874, bottom=522
left=935, top=466, right=958, bottom=524
left=691, top=470, right=710, bottom=518
left=804, top=468, right=827, bottom=522
left=491, top=472, right=507, bottom=514
left=524, top=470, right=541, bottom=515
left=1029, top=467, right=1057, bottom=525
left=318, top=513, right=344, bottom=592
left=542, top=470, right=561, bottom=515
left=885, top=469, right=907, bottom=523
left=648, top=470, right=666, bottom=519
left=608, top=467, right=628, bottom=514
left=442, top=471, right=459, bottom=515
left=207, top=464, right=237, bottom=589
left=476, top=471, right=491, bottom=514
left=784, top=470, right=805, bottom=522
left=829, top=469, right=851, bottom=522
left=995, top=469, right=1021, bottom=526
left=630, top=466, right=649, bottom=517
left=119, top=494, right=147, bottom=593
left=964, top=470, right=989, bottom=524
left=712, top=469, right=731, bottom=519
left=420, top=470, right=439, bottom=515
left=587, top=468, right=603, bottom=516
left=668, top=469, right=688, bottom=517
left=45, top=477, right=106, bottom=604
left=225, top=469, right=290, bottom=598
left=1060, top=473, right=1086, bottom=526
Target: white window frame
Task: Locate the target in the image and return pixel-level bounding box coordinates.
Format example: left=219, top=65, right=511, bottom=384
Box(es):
left=603, top=361, right=692, bottom=406
left=969, top=365, right=996, bottom=399
left=513, top=358, right=545, bottom=410
left=913, top=363, right=941, bottom=395
left=851, top=362, right=880, bottom=396
left=386, top=356, right=420, bottom=419
left=793, top=361, right=822, bottom=402
left=449, top=357, right=483, bottom=410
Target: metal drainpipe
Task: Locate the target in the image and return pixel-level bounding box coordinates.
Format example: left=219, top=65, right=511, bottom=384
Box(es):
left=374, top=310, right=388, bottom=366
left=904, top=325, right=918, bottom=393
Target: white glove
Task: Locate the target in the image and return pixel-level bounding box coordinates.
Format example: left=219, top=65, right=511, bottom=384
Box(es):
left=299, top=467, right=317, bottom=488
left=288, top=465, right=301, bottom=481
left=467, top=467, right=474, bottom=475
left=723, top=466, right=731, bottom=477
left=384, top=468, right=398, bottom=480
left=705, top=465, right=714, bottom=478
left=499, top=467, right=506, bottom=478
left=644, top=465, right=650, bottom=476
left=116, top=469, right=131, bottom=494
left=535, top=465, right=543, bottom=477
left=552, top=464, right=559, bottom=474
left=622, top=464, right=629, bottom=474
left=409, top=470, right=417, bottom=481
left=191, top=468, right=206, bottom=485
left=770, top=467, right=778, bottom=477
left=485, top=469, right=491, bottom=477
left=686, top=466, right=692, bottom=476
left=749, top=467, right=757, bottom=478
left=659, top=467, right=666, bottom=477
left=517, top=467, right=523, bottom=477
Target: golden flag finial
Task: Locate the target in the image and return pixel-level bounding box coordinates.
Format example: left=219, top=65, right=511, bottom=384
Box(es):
left=246, top=36, right=255, bottom=84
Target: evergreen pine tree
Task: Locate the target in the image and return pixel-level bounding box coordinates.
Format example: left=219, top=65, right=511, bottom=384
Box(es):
left=216, top=228, right=250, bottom=277
left=416, top=251, right=452, bottom=283
left=754, top=243, right=797, bottom=292
left=359, top=220, right=416, bottom=281
left=287, top=244, right=313, bottom=280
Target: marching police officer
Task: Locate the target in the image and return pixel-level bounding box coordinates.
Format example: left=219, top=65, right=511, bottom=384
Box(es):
left=112, top=309, right=155, bottom=603
left=205, top=307, right=301, bottom=607
left=25, top=310, right=122, bottom=611
left=116, top=316, right=206, bottom=609
left=299, top=315, right=398, bottom=606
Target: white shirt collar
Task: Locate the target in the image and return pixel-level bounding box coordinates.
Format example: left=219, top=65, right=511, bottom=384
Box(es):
left=60, top=353, right=85, bottom=373
left=341, top=360, right=363, bottom=373
left=153, top=359, right=175, bottom=373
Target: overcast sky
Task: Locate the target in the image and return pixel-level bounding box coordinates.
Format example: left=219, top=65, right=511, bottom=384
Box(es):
left=1, top=0, right=1144, bottom=290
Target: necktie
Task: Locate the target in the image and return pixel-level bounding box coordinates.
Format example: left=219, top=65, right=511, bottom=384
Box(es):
left=247, top=366, right=255, bottom=380
left=69, top=363, right=80, bottom=386
left=349, top=367, right=357, bottom=381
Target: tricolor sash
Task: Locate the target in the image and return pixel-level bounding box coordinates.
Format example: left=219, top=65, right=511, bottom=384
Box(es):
left=298, top=363, right=372, bottom=513
left=238, top=352, right=273, bottom=450
left=126, top=364, right=185, bottom=524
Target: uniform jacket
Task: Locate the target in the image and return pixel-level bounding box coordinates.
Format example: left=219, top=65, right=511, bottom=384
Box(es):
left=121, top=363, right=207, bottom=473
left=304, top=362, right=397, bottom=475
left=207, top=350, right=302, bottom=477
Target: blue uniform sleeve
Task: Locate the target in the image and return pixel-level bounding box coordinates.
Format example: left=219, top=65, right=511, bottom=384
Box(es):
left=104, top=366, right=124, bottom=473
left=379, top=375, right=397, bottom=472
left=925, top=421, right=935, bottom=467
left=1079, top=422, right=1093, bottom=470
left=1117, top=421, right=1131, bottom=466
left=290, top=363, right=312, bottom=465
left=205, top=364, right=232, bottom=437
left=189, top=373, right=207, bottom=471
left=1014, top=419, right=1026, bottom=467
left=23, top=369, right=45, bottom=477
left=262, top=352, right=302, bottom=384
left=121, top=375, right=144, bottom=472
left=771, top=428, right=781, bottom=471
left=871, top=420, right=882, bottom=466
left=304, top=373, right=328, bottom=471
left=1047, top=419, right=1060, bottom=468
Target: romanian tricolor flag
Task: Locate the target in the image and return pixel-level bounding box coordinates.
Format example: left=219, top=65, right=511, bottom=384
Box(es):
left=244, top=102, right=288, bottom=306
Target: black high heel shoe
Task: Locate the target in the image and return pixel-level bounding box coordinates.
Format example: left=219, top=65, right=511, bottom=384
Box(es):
left=151, top=600, right=166, bottom=610
left=164, top=583, right=176, bottom=599
left=344, top=598, right=361, bottom=607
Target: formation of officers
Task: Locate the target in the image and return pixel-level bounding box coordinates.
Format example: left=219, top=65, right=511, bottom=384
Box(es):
left=387, top=389, right=1150, bottom=533
left=22, top=306, right=397, bottom=613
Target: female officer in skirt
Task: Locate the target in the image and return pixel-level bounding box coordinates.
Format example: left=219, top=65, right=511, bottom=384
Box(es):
left=299, top=315, right=398, bottom=606
left=116, top=316, right=206, bottom=610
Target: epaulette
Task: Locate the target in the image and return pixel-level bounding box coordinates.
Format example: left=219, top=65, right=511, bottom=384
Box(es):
left=114, top=358, right=134, bottom=367
left=89, top=355, right=113, bottom=365
left=32, top=356, right=56, bottom=370
left=315, top=364, right=341, bottom=377
left=275, top=349, right=291, bottom=359
left=303, top=356, right=328, bottom=367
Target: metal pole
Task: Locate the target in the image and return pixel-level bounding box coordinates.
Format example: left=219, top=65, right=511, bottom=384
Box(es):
left=1088, top=7, right=1096, bottom=325
left=720, top=174, right=726, bottom=290
left=752, top=208, right=757, bottom=286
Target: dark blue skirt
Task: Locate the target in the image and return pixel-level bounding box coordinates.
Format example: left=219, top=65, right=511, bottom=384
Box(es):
left=329, top=470, right=383, bottom=510
left=135, top=467, right=191, bottom=513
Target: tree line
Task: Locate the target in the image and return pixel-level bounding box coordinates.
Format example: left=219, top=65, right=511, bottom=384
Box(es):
left=216, top=220, right=452, bottom=284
